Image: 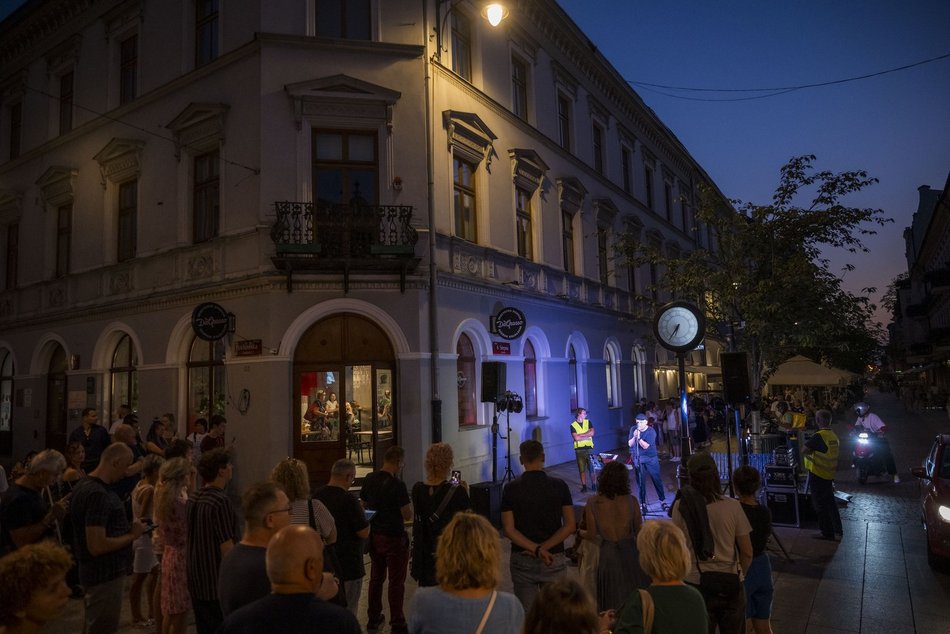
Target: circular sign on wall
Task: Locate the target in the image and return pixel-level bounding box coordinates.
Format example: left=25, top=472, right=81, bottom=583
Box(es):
left=493, top=307, right=526, bottom=340
left=192, top=302, right=231, bottom=341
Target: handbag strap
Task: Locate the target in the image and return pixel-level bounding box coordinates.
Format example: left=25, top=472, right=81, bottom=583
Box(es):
left=428, top=483, right=458, bottom=524
left=474, top=590, right=497, bottom=634
left=639, top=589, right=654, bottom=634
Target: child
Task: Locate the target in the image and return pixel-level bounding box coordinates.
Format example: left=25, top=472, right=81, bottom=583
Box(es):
left=733, top=466, right=773, bottom=634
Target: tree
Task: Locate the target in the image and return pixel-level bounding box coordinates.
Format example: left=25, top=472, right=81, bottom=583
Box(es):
left=617, top=155, right=891, bottom=386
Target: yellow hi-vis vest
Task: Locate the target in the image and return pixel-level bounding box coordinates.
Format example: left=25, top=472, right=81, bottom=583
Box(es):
left=804, top=429, right=839, bottom=480
left=571, top=419, right=594, bottom=449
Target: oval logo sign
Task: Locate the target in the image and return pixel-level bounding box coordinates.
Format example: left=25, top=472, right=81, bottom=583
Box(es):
left=192, top=302, right=230, bottom=341
left=494, top=307, right=526, bottom=340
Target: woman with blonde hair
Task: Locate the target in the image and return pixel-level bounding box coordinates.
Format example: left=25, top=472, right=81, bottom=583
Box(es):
left=410, top=442, right=471, bottom=586
left=613, top=521, right=708, bottom=633
left=408, top=512, right=523, bottom=633
left=269, top=458, right=336, bottom=544
left=153, top=457, right=194, bottom=634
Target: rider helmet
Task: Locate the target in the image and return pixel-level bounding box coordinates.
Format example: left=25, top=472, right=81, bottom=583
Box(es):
left=854, top=402, right=870, bottom=417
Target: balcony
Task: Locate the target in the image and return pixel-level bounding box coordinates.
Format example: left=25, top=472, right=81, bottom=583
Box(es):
left=270, top=202, right=419, bottom=292
left=905, top=294, right=933, bottom=318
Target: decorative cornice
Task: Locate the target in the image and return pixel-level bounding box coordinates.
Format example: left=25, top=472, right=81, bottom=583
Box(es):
left=34, top=165, right=78, bottom=207
left=443, top=110, right=497, bottom=169
left=285, top=74, right=400, bottom=132
left=0, top=0, right=100, bottom=68
left=44, top=33, right=82, bottom=72
left=166, top=102, right=229, bottom=158
left=509, top=148, right=549, bottom=192
left=93, top=137, right=145, bottom=187
left=556, top=176, right=586, bottom=212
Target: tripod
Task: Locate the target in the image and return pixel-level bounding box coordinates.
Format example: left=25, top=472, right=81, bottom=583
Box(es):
left=492, top=392, right=522, bottom=483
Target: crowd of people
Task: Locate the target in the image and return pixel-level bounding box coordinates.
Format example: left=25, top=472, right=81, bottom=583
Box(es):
left=0, top=399, right=794, bottom=634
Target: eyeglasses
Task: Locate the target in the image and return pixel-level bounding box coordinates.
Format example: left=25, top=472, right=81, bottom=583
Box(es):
left=267, top=506, right=293, bottom=516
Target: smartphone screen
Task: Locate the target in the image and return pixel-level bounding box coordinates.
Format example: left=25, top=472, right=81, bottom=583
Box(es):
left=450, top=470, right=461, bottom=485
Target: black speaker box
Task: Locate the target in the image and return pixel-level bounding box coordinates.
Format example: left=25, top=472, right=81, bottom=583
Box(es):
left=720, top=352, right=752, bottom=404
left=766, top=489, right=800, bottom=527
left=481, top=361, right=506, bottom=403
left=470, top=481, right=503, bottom=528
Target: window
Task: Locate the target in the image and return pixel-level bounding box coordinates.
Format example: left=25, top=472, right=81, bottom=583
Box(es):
left=592, top=122, right=605, bottom=174
left=568, top=344, right=578, bottom=412
left=117, top=180, right=137, bottom=262
left=194, top=150, right=220, bottom=243
left=457, top=334, right=477, bottom=427
left=188, top=336, right=226, bottom=424
left=453, top=157, right=477, bottom=242
left=523, top=340, right=538, bottom=417
left=451, top=12, right=472, bottom=80
left=55, top=205, right=71, bottom=278
left=597, top=228, right=609, bottom=285
left=621, top=146, right=632, bottom=194
left=664, top=181, right=673, bottom=222
left=643, top=165, right=654, bottom=210
left=605, top=345, right=619, bottom=408
left=316, top=0, right=371, bottom=40
left=8, top=102, right=21, bottom=160
left=511, top=56, right=528, bottom=120
left=681, top=197, right=690, bottom=234
left=649, top=261, right=658, bottom=301
left=119, top=34, right=138, bottom=104
left=4, top=223, right=17, bottom=290
left=312, top=130, right=378, bottom=205
left=110, top=334, right=138, bottom=418
left=516, top=187, right=533, bottom=260
left=562, top=209, right=574, bottom=274
left=59, top=71, right=73, bottom=135
left=195, top=0, right=219, bottom=67
left=0, top=348, right=13, bottom=455
left=557, top=94, right=572, bottom=151
left=627, top=263, right=637, bottom=294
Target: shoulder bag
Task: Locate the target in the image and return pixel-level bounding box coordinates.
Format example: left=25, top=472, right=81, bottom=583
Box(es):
left=309, top=499, right=347, bottom=608
left=474, top=590, right=497, bottom=634
left=638, top=589, right=654, bottom=634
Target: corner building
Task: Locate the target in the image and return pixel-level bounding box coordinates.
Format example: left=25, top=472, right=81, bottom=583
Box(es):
left=0, top=0, right=725, bottom=487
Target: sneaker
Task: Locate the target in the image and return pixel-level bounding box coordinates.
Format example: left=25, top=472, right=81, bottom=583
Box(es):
left=893, top=474, right=900, bottom=484
left=367, top=615, right=385, bottom=632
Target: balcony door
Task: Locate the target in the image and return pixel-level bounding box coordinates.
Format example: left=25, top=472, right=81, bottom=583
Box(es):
left=293, top=313, right=395, bottom=484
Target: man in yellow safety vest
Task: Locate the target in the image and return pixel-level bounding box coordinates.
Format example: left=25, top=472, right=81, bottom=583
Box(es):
left=570, top=407, right=595, bottom=493
left=802, top=409, right=842, bottom=541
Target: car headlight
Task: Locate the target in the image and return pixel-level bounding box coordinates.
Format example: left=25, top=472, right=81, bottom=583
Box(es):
left=939, top=505, right=950, bottom=523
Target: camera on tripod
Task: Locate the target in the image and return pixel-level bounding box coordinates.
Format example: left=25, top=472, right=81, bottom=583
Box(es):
left=496, top=391, right=523, bottom=413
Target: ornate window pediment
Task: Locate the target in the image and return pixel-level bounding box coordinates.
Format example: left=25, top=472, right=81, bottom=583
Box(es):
left=557, top=176, right=586, bottom=214
left=45, top=34, right=82, bottom=72
left=444, top=110, right=497, bottom=169
left=101, top=0, right=143, bottom=36
left=588, top=96, right=609, bottom=124
left=166, top=103, right=228, bottom=158
left=509, top=148, right=548, bottom=192
left=286, top=75, right=401, bottom=131
left=625, top=215, right=644, bottom=241
left=35, top=166, right=78, bottom=207
left=93, top=138, right=145, bottom=187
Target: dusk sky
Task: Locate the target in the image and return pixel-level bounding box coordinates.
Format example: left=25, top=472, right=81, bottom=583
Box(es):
left=559, top=0, right=950, bottom=325
left=2, top=1, right=947, bottom=325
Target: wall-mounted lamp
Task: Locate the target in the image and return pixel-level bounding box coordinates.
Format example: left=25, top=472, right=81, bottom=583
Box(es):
left=435, top=1, right=509, bottom=62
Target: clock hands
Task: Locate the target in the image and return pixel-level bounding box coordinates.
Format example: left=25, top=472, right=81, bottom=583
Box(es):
left=671, top=323, right=680, bottom=338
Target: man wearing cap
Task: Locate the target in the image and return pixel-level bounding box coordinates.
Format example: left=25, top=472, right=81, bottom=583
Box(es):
left=802, top=409, right=842, bottom=540
left=628, top=414, right=667, bottom=511
left=570, top=407, right=595, bottom=493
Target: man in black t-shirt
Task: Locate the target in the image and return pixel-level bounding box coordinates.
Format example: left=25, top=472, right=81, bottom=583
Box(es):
left=314, top=459, right=370, bottom=617
left=359, top=448, right=411, bottom=633
left=0, top=449, right=67, bottom=555
left=501, top=440, right=576, bottom=611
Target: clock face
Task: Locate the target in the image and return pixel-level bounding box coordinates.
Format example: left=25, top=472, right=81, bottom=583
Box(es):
left=653, top=302, right=705, bottom=352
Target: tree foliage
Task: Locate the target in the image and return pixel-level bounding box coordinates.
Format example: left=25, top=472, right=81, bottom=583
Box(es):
left=617, top=155, right=891, bottom=384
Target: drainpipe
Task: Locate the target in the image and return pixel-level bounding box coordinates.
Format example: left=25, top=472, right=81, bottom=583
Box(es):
left=424, top=0, right=442, bottom=442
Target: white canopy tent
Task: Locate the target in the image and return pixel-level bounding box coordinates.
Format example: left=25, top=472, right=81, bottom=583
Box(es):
left=767, top=355, right=858, bottom=388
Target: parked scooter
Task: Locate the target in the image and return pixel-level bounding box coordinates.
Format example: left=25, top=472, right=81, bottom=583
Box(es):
left=851, top=426, right=888, bottom=484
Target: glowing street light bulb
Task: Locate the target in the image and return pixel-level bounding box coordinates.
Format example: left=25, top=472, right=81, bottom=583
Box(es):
left=483, top=3, right=508, bottom=27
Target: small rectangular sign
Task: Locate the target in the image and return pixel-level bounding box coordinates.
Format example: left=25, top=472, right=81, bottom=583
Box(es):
left=492, top=342, right=511, bottom=355
left=235, top=339, right=263, bottom=357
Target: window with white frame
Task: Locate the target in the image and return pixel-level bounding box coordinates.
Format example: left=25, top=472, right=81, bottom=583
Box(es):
left=643, top=165, right=654, bottom=210
left=193, top=150, right=220, bottom=243
left=316, top=0, right=371, bottom=40
left=188, top=335, right=226, bottom=424
left=313, top=130, right=378, bottom=205
left=664, top=180, right=673, bottom=223
left=605, top=343, right=620, bottom=408
left=55, top=204, right=71, bottom=278
left=119, top=34, right=138, bottom=104
left=117, top=180, right=137, bottom=262
left=592, top=121, right=605, bottom=174
left=516, top=187, right=533, bottom=260
left=562, top=209, right=574, bottom=274
left=453, top=157, right=477, bottom=242
left=621, top=144, right=632, bottom=194
left=511, top=55, right=528, bottom=120
left=110, top=333, right=138, bottom=417
left=523, top=340, right=538, bottom=417
left=568, top=344, right=578, bottom=412
left=597, top=227, right=608, bottom=286
left=457, top=334, right=477, bottom=427
left=510, top=148, right=547, bottom=262
left=451, top=11, right=472, bottom=81
left=195, top=0, right=219, bottom=67
left=557, top=94, right=572, bottom=151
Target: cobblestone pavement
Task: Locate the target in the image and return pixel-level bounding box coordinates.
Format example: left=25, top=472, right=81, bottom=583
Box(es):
left=49, top=389, right=950, bottom=633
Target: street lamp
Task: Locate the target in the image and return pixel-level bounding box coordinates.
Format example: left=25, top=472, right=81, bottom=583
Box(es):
left=434, top=1, right=509, bottom=61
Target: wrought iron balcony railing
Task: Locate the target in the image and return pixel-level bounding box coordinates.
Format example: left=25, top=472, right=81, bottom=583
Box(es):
left=270, top=201, right=419, bottom=292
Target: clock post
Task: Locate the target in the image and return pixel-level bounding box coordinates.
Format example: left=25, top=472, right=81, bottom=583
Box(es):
left=676, top=351, right=691, bottom=465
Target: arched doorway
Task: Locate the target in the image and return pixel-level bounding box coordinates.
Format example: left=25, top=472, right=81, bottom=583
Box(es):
left=293, top=313, right=396, bottom=483
left=46, top=345, right=68, bottom=452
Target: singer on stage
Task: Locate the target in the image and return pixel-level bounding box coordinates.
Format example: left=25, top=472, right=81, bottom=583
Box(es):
left=628, top=413, right=668, bottom=511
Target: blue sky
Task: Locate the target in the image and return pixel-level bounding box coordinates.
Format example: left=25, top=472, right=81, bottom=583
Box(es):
left=558, top=0, right=950, bottom=324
